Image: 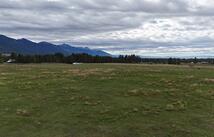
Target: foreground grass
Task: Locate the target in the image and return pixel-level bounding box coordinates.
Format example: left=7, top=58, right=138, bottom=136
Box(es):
left=0, top=63, right=213, bottom=137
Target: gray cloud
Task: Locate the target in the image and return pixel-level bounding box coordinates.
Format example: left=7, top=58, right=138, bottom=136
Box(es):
left=0, top=0, right=214, bottom=57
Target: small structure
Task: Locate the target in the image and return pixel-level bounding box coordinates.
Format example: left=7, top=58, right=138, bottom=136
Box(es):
left=6, top=59, right=16, bottom=63
left=73, top=62, right=82, bottom=65
left=198, top=61, right=209, bottom=64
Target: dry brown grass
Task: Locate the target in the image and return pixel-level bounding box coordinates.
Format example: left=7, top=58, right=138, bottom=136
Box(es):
left=16, top=109, right=31, bottom=117
left=204, top=78, right=214, bottom=83
left=0, top=72, right=12, bottom=76
left=126, top=88, right=161, bottom=97
left=63, top=68, right=115, bottom=77
left=185, top=75, right=195, bottom=79
left=166, top=100, right=187, bottom=111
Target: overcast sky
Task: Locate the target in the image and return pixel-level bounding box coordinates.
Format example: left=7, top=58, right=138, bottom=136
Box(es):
left=1, top=0, right=214, bottom=57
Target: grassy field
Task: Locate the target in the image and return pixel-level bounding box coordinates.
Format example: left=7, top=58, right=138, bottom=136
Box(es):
left=0, top=63, right=213, bottom=137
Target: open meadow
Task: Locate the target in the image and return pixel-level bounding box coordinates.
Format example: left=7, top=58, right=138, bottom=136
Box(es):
left=0, top=63, right=213, bottom=137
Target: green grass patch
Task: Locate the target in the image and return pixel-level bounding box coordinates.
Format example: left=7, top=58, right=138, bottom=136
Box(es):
left=0, top=63, right=213, bottom=137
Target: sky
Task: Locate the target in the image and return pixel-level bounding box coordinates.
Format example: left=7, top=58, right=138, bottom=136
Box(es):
left=0, top=0, right=214, bottom=57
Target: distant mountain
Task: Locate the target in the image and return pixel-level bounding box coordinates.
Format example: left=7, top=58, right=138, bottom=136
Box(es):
left=0, top=35, right=110, bottom=56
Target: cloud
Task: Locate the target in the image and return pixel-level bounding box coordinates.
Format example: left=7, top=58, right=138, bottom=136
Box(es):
left=0, top=0, right=214, bottom=57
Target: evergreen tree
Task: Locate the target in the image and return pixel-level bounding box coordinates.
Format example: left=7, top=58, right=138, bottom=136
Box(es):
left=0, top=54, right=3, bottom=63
left=194, top=57, right=198, bottom=64
left=11, top=52, right=17, bottom=59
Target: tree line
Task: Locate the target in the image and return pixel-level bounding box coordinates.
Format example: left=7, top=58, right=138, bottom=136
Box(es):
left=0, top=54, right=3, bottom=63
left=2, top=53, right=142, bottom=64
left=0, top=53, right=214, bottom=64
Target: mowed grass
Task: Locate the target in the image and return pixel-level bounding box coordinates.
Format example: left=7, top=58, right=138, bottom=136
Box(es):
left=0, top=63, right=213, bottom=137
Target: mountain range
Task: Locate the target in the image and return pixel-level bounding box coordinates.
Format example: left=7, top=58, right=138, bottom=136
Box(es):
left=0, top=35, right=110, bottom=56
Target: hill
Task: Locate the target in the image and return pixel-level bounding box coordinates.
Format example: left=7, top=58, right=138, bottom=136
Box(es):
left=0, top=35, right=110, bottom=56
